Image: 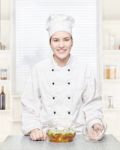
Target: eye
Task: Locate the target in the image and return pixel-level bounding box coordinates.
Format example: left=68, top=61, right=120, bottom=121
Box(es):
left=52, top=38, right=59, bottom=42
left=64, top=38, right=71, bottom=41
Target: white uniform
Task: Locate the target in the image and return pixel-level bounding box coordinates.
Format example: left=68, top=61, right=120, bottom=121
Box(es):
left=21, top=55, right=103, bottom=135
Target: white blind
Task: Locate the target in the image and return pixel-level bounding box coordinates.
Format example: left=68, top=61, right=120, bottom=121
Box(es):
left=16, top=0, right=99, bottom=94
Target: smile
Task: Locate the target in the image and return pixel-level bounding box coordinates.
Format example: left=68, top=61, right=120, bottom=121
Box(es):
left=58, top=49, right=67, bottom=53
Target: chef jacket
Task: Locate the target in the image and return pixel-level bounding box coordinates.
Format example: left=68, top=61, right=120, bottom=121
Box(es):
left=21, top=55, right=103, bottom=135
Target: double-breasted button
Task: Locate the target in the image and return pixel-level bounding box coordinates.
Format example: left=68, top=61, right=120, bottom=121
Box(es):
left=68, top=97, right=71, bottom=99
left=51, top=69, right=54, bottom=72
left=68, top=111, right=71, bottom=114
left=52, top=82, right=55, bottom=85
left=53, top=111, right=56, bottom=114
left=52, top=97, right=55, bottom=100
left=67, top=82, right=70, bottom=85
left=68, top=69, right=70, bottom=72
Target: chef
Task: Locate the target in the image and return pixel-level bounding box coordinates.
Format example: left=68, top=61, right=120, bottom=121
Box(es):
left=21, top=14, right=106, bottom=141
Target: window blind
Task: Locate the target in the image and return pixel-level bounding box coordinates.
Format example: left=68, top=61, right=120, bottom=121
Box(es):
left=16, top=0, right=99, bottom=94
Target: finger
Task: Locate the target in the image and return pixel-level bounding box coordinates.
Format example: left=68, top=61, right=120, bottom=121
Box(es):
left=43, top=131, right=47, bottom=140
left=30, top=133, right=37, bottom=141
left=92, top=128, right=102, bottom=137
left=93, top=128, right=102, bottom=135
left=92, top=127, right=104, bottom=139
left=88, top=128, right=100, bottom=140
left=36, top=131, right=43, bottom=141
left=87, top=128, right=96, bottom=139
left=94, top=124, right=103, bottom=130
left=93, top=125, right=103, bottom=133
left=30, top=130, right=43, bottom=141
left=36, top=130, right=46, bottom=141
left=40, top=130, right=45, bottom=141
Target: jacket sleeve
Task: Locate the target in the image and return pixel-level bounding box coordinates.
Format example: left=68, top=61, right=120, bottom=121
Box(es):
left=82, top=66, right=104, bottom=128
left=21, top=65, right=42, bottom=135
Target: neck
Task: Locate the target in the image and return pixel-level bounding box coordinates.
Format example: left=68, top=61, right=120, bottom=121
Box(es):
left=53, top=54, right=70, bottom=67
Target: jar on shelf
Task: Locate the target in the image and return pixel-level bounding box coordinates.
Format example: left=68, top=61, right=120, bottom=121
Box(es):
left=1, top=44, right=6, bottom=50
left=103, top=31, right=110, bottom=50
left=0, top=69, right=8, bottom=80
left=0, top=42, right=6, bottom=50
left=107, top=96, right=114, bottom=108
left=104, top=65, right=116, bottom=79
left=0, top=42, right=2, bottom=50
left=103, top=95, right=114, bottom=109
left=109, top=34, right=115, bottom=50
left=114, top=35, right=120, bottom=50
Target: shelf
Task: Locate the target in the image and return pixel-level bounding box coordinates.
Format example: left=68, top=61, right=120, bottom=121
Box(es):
left=0, top=50, right=10, bottom=53
left=103, top=79, right=120, bottom=83
left=103, top=108, right=120, bottom=111
left=0, top=134, right=8, bottom=142
left=103, top=50, right=120, bottom=55
left=0, top=50, right=10, bottom=56
left=0, top=109, right=11, bottom=113
left=12, top=95, right=21, bottom=99
left=0, top=80, right=10, bottom=84
left=103, top=20, right=120, bottom=24
left=102, top=51, right=120, bottom=58
left=11, top=120, right=22, bottom=123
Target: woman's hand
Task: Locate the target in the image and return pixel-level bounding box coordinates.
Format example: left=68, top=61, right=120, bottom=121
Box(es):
left=87, top=123, right=104, bottom=141
left=30, top=128, right=47, bottom=141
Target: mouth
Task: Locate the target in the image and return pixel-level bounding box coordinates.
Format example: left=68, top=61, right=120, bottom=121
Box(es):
left=57, top=49, right=67, bottom=53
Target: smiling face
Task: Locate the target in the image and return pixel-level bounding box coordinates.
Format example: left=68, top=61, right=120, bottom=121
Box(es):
left=50, top=31, right=73, bottom=65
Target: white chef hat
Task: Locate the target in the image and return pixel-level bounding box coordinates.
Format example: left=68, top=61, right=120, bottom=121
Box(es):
left=46, top=14, right=75, bottom=37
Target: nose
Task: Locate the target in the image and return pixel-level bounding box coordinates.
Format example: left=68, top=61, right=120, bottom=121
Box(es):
left=59, top=41, right=64, bottom=48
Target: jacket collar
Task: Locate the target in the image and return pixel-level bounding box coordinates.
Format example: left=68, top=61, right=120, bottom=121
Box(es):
left=51, top=54, right=73, bottom=70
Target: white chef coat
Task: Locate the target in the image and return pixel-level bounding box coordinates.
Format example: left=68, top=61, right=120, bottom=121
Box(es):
left=21, top=55, right=103, bottom=135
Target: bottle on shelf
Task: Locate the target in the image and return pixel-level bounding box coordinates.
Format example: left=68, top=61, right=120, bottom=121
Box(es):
left=0, top=42, right=2, bottom=50
left=115, top=35, right=120, bottom=50
left=107, top=96, right=114, bottom=109
left=109, top=34, right=115, bottom=50
left=0, top=42, right=6, bottom=50
left=104, top=65, right=116, bottom=79
left=103, top=31, right=110, bottom=50
left=0, top=86, right=6, bottom=110
left=0, top=68, right=8, bottom=80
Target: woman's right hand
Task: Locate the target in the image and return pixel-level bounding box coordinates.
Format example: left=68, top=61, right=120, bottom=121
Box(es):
left=30, top=128, right=47, bottom=141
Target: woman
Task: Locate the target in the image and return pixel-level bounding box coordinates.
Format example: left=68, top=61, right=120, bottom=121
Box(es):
left=22, top=14, right=105, bottom=141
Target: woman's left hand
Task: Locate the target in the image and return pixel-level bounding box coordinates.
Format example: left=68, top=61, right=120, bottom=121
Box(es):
left=87, top=123, right=104, bottom=141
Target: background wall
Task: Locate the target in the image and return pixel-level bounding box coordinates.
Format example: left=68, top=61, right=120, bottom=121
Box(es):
left=103, top=0, right=120, bottom=20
